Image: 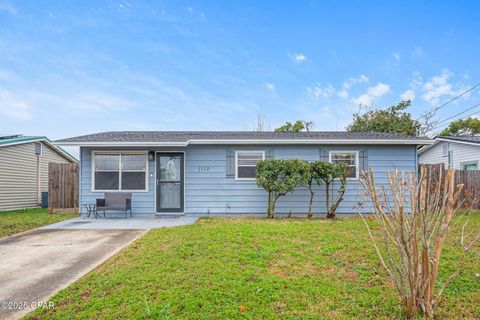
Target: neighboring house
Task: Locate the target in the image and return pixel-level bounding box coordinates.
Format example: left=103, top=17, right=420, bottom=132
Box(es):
left=0, top=135, right=77, bottom=211
left=55, top=131, right=431, bottom=216
left=418, top=135, right=480, bottom=170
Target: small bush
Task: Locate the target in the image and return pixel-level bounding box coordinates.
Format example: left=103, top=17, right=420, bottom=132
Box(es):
left=256, top=159, right=305, bottom=218
left=311, top=161, right=347, bottom=219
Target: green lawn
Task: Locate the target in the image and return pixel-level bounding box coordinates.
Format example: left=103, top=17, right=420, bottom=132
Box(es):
left=27, top=215, right=479, bottom=319
left=0, top=208, right=78, bottom=238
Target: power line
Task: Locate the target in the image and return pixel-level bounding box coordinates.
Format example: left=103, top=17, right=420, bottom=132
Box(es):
left=415, top=81, right=480, bottom=121
left=432, top=108, right=480, bottom=131
left=432, top=102, right=480, bottom=127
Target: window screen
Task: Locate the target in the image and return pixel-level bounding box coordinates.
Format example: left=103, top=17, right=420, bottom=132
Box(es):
left=463, top=163, right=477, bottom=171
left=442, top=143, right=449, bottom=157
left=93, top=153, right=147, bottom=191
left=236, top=151, right=264, bottom=179
left=121, top=154, right=147, bottom=190
left=94, top=154, right=120, bottom=190
left=330, top=151, right=358, bottom=178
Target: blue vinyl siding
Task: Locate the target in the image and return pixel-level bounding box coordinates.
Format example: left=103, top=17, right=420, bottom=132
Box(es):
left=79, top=144, right=417, bottom=215
left=79, top=148, right=155, bottom=214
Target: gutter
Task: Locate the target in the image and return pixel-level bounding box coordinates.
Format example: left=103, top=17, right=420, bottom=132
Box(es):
left=1, top=137, right=78, bottom=162
left=418, top=137, right=480, bottom=155
left=54, top=138, right=433, bottom=147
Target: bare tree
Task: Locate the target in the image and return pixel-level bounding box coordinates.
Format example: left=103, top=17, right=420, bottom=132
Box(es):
left=359, top=167, right=480, bottom=318
left=247, top=111, right=271, bottom=132
left=416, top=108, right=438, bottom=137
left=302, top=120, right=314, bottom=132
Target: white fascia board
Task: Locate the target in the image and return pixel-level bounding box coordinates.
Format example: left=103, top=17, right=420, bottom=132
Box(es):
left=1, top=138, right=78, bottom=162
left=0, top=138, right=45, bottom=148
left=418, top=142, right=437, bottom=155
left=54, top=141, right=189, bottom=147
left=435, top=137, right=480, bottom=147
left=418, top=138, right=480, bottom=155
left=188, top=139, right=434, bottom=145
left=55, top=139, right=433, bottom=147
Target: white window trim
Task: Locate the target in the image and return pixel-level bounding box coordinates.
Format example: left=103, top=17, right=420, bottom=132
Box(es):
left=461, top=161, right=478, bottom=170
left=328, top=150, right=359, bottom=180
left=442, top=143, right=449, bottom=157
left=91, top=151, right=149, bottom=192
left=235, top=150, right=265, bottom=181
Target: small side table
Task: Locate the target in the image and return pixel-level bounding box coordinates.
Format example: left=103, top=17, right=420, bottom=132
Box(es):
left=83, top=203, right=98, bottom=218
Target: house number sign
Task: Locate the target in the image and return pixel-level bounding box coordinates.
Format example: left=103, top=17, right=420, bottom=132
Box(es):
left=198, top=166, right=210, bottom=172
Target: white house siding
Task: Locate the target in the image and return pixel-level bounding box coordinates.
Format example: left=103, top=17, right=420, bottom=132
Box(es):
left=0, top=142, right=72, bottom=211
left=419, top=141, right=480, bottom=170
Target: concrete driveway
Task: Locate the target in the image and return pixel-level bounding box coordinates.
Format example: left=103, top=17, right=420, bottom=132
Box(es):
left=0, top=216, right=199, bottom=320
left=0, top=228, right=144, bottom=320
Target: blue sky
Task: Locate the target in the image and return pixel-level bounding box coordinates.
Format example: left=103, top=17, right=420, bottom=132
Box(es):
left=1, top=0, right=480, bottom=140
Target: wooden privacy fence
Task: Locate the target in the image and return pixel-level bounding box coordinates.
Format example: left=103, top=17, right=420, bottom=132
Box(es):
left=48, top=163, right=79, bottom=213
left=420, top=164, right=480, bottom=210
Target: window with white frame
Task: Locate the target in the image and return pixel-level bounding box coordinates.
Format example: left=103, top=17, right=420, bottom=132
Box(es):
left=93, top=153, right=147, bottom=191
left=329, top=151, right=359, bottom=179
left=442, top=143, right=449, bottom=157
left=462, top=161, right=477, bottom=171
left=235, top=151, right=264, bottom=180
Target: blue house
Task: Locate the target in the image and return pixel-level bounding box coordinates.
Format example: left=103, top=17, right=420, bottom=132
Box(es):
left=55, top=131, right=431, bottom=216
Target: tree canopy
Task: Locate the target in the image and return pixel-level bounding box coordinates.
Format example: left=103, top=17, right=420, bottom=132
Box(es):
left=275, top=120, right=313, bottom=132
left=256, top=159, right=347, bottom=218
left=311, top=161, right=347, bottom=219
left=346, top=100, right=422, bottom=136
left=255, top=159, right=305, bottom=218
left=439, top=117, right=480, bottom=136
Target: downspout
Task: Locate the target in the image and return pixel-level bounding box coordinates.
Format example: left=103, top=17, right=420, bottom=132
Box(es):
left=37, top=154, right=41, bottom=206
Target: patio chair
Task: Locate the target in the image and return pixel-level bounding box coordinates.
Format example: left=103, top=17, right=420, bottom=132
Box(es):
left=96, top=192, right=132, bottom=218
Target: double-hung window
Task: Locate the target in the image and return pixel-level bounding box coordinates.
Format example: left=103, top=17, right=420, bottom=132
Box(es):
left=93, top=152, right=148, bottom=191
left=329, top=151, right=359, bottom=179
left=235, top=151, right=265, bottom=180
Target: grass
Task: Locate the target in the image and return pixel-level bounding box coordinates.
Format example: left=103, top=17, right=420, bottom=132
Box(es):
left=0, top=208, right=78, bottom=238
left=27, top=214, right=479, bottom=319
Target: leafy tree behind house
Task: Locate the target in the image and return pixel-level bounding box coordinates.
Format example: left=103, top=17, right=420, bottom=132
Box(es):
left=347, top=100, right=422, bottom=136
left=275, top=120, right=314, bottom=132
left=439, top=117, right=480, bottom=136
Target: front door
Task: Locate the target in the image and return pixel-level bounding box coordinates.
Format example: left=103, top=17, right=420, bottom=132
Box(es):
left=156, top=153, right=184, bottom=213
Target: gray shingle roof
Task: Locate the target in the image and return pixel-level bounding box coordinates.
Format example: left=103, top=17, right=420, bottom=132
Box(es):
left=438, top=135, right=480, bottom=144
left=55, top=131, right=430, bottom=145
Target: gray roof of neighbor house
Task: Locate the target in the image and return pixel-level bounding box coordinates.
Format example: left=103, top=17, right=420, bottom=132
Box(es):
left=435, top=135, right=480, bottom=144
left=0, top=134, right=78, bottom=162
left=418, top=135, right=480, bottom=155
left=55, top=131, right=432, bottom=146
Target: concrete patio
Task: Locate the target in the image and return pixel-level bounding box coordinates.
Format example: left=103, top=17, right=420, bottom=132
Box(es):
left=41, top=216, right=199, bottom=230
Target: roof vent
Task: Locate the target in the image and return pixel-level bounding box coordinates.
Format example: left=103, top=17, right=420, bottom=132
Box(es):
left=442, top=143, right=449, bottom=157
left=35, top=142, right=43, bottom=156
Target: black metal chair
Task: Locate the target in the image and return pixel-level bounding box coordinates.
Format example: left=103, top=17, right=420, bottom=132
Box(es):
left=96, top=193, right=132, bottom=218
